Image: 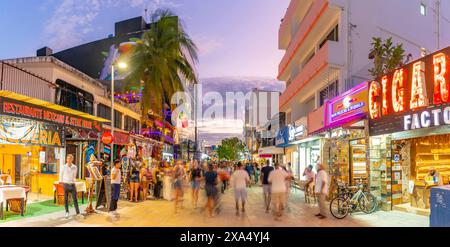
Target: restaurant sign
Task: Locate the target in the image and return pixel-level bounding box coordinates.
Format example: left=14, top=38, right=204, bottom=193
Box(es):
left=0, top=116, right=64, bottom=147
left=0, top=98, right=102, bottom=132
left=369, top=46, right=450, bottom=136
left=326, top=82, right=368, bottom=128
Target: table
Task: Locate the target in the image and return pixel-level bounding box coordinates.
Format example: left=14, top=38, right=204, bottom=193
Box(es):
left=53, top=181, right=87, bottom=204
left=0, top=186, right=26, bottom=219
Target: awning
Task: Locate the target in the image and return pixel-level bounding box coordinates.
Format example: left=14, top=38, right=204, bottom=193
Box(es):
left=0, top=90, right=110, bottom=123
left=102, top=126, right=130, bottom=145
left=258, top=146, right=284, bottom=155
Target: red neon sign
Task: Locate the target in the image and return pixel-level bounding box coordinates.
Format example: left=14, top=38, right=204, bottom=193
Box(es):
left=369, top=81, right=381, bottom=119
left=370, top=46, right=450, bottom=121
left=433, top=53, right=450, bottom=104
left=410, top=61, right=428, bottom=109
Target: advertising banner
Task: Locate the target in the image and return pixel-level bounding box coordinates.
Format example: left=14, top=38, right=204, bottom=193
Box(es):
left=0, top=98, right=102, bottom=132
left=0, top=116, right=65, bottom=147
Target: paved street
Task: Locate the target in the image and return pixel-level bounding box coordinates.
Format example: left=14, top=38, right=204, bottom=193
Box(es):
left=0, top=186, right=428, bottom=227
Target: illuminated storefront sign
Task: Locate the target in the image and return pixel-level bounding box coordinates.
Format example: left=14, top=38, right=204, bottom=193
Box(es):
left=0, top=116, right=64, bottom=147
left=403, top=105, right=450, bottom=130
left=0, top=98, right=101, bottom=132
left=369, top=46, right=450, bottom=136
left=326, top=82, right=368, bottom=128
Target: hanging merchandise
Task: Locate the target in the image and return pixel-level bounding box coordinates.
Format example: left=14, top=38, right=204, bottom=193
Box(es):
left=85, top=142, right=96, bottom=164
left=127, top=142, right=137, bottom=158
left=120, top=155, right=130, bottom=199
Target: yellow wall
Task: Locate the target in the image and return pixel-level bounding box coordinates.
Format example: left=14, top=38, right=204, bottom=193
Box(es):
left=0, top=144, right=58, bottom=196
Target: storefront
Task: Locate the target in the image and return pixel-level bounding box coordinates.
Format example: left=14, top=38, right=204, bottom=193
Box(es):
left=0, top=91, right=108, bottom=196
left=322, top=82, right=370, bottom=187
left=257, top=146, right=284, bottom=165
left=281, top=117, right=310, bottom=179
left=368, top=46, right=450, bottom=213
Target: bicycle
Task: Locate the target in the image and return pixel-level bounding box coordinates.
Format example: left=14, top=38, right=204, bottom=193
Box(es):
left=329, top=181, right=377, bottom=219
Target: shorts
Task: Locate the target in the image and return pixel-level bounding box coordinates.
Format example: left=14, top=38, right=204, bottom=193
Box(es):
left=130, top=177, right=140, bottom=183
left=192, top=180, right=200, bottom=190
left=234, top=188, right=247, bottom=202
left=205, top=184, right=217, bottom=198
left=174, top=179, right=183, bottom=189
left=272, top=192, right=286, bottom=206
left=263, top=184, right=271, bottom=195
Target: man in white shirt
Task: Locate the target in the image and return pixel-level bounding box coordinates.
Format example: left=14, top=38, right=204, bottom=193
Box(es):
left=314, top=163, right=329, bottom=219
left=231, top=162, right=250, bottom=215
left=109, top=160, right=122, bottom=217
left=268, top=163, right=289, bottom=219
left=59, top=154, right=83, bottom=219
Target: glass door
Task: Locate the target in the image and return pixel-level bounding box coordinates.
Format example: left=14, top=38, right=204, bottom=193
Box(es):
left=350, top=139, right=368, bottom=185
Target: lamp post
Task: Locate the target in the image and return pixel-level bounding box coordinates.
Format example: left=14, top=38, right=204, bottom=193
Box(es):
left=110, top=62, right=127, bottom=166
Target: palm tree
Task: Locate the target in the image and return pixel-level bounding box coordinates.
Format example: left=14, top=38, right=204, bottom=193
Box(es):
left=125, top=9, right=198, bottom=118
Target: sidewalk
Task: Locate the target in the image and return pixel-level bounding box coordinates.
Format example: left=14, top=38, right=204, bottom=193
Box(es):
left=0, top=186, right=429, bottom=227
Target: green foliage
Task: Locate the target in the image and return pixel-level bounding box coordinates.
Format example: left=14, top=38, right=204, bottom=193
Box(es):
left=217, top=137, right=246, bottom=161
left=125, top=9, right=198, bottom=117
left=368, top=37, right=405, bottom=79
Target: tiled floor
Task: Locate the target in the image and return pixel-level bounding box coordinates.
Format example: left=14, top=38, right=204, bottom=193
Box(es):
left=0, top=186, right=429, bottom=227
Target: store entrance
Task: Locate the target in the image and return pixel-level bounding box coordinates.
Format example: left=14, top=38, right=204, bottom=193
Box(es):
left=349, top=138, right=368, bottom=185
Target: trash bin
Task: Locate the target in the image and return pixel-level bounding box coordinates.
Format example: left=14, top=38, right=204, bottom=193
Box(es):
left=430, top=185, right=450, bottom=227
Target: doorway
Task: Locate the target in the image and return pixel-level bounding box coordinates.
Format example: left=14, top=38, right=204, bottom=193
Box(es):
left=14, top=155, right=21, bottom=185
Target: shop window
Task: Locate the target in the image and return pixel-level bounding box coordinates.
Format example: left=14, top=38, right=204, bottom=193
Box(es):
left=39, top=147, right=61, bottom=174
left=55, top=79, right=94, bottom=114
left=97, top=103, right=111, bottom=120
left=319, top=80, right=339, bottom=106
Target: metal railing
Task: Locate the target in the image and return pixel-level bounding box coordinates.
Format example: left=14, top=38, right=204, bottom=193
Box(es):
left=0, top=61, right=56, bottom=101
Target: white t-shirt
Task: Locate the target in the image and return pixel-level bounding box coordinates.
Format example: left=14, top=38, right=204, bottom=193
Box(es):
left=231, top=170, right=249, bottom=189
left=315, top=170, right=329, bottom=194
left=268, top=168, right=288, bottom=193
left=111, top=167, right=121, bottom=184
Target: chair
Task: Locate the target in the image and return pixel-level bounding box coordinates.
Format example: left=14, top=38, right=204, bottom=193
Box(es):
left=55, top=183, right=66, bottom=205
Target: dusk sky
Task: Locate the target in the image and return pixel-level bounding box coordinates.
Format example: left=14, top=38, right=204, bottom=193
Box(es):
left=0, top=0, right=290, bottom=79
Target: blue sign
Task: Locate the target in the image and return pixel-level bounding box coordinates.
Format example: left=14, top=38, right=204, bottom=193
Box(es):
left=276, top=126, right=291, bottom=147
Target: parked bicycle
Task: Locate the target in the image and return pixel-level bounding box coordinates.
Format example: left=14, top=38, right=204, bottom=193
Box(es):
left=329, top=180, right=377, bottom=219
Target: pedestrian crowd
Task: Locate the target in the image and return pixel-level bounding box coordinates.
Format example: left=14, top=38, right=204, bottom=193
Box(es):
left=59, top=152, right=329, bottom=221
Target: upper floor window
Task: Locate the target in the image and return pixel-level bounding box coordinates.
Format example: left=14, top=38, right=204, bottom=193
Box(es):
left=302, top=49, right=316, bottom=68
left=114, top=110, right=123, bottom=129
left=286, top=111, right=292, bottom=125
left=97, top=103, right=111, bottom=120
left=55, top=79, right=94, bottom=114
left=125, top=116, right=140, bottom=133
left=319, top=24, right=339, bottom=49
left=420, top=3, right=427, bottom=16
left=319, top=80, right=339, bottom=107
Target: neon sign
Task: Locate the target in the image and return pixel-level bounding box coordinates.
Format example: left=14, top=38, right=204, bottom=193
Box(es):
left=369, top=46, right=450, bottom=121
left=327, top=82, right=368, bottom=127
left=433, top=53, right=450, bottom=104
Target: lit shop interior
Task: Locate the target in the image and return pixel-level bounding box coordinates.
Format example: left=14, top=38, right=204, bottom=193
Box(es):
left=322, top=122, right=368, bottom=186
left=370, top=129, right=450, bottom=213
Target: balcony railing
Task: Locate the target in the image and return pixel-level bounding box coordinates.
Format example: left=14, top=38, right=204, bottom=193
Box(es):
left=278, top=0, right=329, bottom=79
left=0, top=61, right=56, bottom=102
left=280, top=41, right=330, bottom=108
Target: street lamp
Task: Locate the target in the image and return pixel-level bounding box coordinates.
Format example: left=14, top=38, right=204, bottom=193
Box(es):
left=110, top=61, right=127, bottom=166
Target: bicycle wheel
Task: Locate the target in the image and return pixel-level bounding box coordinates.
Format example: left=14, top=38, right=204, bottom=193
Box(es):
left=330, top=197, right=349, bottom=219
left=358, top=192, right=377, bottom=214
